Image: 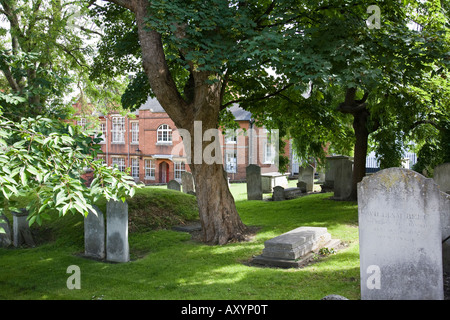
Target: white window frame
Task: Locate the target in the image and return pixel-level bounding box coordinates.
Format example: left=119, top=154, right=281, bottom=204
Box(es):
left=112, top=157, right=126, bottom=172
left=263, top=141, right=275, bottom=164
left=174, top=161, right=186, bottom=181
left=144, top=159, right=156, bottom=180
left=131, top=158, right=140, bottom=178
left=131, top=121, right=139, bottom=144
left=157, top=124, right=172, bottom=143
left=112, top=116, right=125, bottom=143
left=77, top=117, right=86, bottom=129
left=97, top=122, right=106, bottom=144
left=225, top=150, right=237, bottom=173
left=225, top=129, right=237, bottom=144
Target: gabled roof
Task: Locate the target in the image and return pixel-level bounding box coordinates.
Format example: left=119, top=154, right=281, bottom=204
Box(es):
left=138, top=97, right=253, bottom=121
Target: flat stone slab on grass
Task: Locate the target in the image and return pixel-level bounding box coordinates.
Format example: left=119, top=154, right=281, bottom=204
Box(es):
left=252, top=226, right=341, bottom=268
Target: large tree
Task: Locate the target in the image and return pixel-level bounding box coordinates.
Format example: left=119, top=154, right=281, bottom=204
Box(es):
left=97, top=0, right=294, bottom=245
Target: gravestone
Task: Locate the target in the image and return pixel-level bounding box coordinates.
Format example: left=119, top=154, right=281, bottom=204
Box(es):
left=333, top=157, right=353, bottom=200
left=297, top=181, right=307, bottom=193
left=358, top=168, right=444, bottom=300
left=298, top=164, right=314, bottom=192
left=167, top=179, right=181, bottom=191
left=106, top=200, right=129, bottom=263
left=441, top=192, right=450, bottom=273
left=273, top=186, right=285, bottom=201
left=84, top=205, right=105, bottom=260
left=0, top=214, right=12, bottom=248
left=181, top=172, right=195, bottom=194
left=252, top=226, right=340, bottom=268
left=434, top=163, right=450, bottom=194
left=246, top=164, right=262, bottom=200
left=11, top=209, right=35, bottom=247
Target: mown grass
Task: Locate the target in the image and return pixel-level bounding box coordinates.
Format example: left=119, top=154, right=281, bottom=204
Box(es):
left=0, top=182, right=360, bottom=300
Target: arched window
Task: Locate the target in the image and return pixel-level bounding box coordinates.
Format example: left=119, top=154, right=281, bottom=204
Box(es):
left=157, top=124, right=172, bottom=143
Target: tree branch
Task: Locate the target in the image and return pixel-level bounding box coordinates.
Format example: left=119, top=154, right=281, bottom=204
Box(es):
left=220, top=83, right=293, bottom=110
left=102, top=0, right=136, bottom=11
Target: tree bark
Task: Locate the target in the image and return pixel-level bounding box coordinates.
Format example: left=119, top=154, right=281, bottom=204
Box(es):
left=117, top=0, right=248, bottom=244
left=338, top=88, right=371, bottom=201
left=348, top=109, right=370, bottom=201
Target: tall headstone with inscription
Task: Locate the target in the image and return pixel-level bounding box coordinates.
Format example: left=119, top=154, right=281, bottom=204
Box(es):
left=84, top=205, right=105, bottom=260
left=298, top=164, right=314, bottom=193
left=246, top=164, right=263, bottom=200
left=434, top=163, right=450, bottom=194
left=358, top=168, right=444, bottom=300
left=106, top=200, right=129, bottom=263
left=181, top=172, right=195, bottom=194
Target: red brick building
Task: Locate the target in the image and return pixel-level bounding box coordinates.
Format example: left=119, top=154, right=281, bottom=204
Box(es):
left=72, top=97, right=291, bottom=184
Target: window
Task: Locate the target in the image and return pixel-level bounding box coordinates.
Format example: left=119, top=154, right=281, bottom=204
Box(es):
left=112, top=157, right=126, bottom=172
left=97, top=122, right=106, bottom=143
left=157, top=124, right=172, bottom=143
left=225, top=129, right=237, bottom=144
left=112, top=116, right=125, bottom=143
left=225, top=150, right=237, bottom=173
left=131, top=122, right=139, bottom=144
left=174, top=161, right=186, bottom=181
left=264, top=142, right=275, bottom=164
left=131, top=158, right=139, bottom=178
left=145, top=159, right=156, bottom=179
left=77, top=118, right=86, bottom=129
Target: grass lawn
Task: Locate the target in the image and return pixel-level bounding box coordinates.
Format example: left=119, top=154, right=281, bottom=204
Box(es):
left=0, top=181, right=360, bottom=300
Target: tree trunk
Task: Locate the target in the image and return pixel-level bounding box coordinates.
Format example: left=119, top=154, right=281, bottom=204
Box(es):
left=191, top=162, right=248, bottom=244
left=348, top=109, right=370, bottom=201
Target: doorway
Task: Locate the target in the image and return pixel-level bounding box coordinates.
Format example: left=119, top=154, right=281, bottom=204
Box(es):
left=159, top=161, right=169, bottom=183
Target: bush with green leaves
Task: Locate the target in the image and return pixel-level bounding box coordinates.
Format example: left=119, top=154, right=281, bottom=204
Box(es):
left=0, top=112, right=138, bottom=227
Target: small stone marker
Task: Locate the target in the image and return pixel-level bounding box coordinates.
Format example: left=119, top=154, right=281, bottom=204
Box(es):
left=283, top=188, right=303, bottom=200
left=181, top=172, right=195, bottom=194
left=11, top=209, right=35, bottom=247
left=298, top=164, right=314, bottom=192
left=246, top=164, right=262, bottom=200
left=358, top=168, right=444, bottom=300
left=272, top=186, right=285, bottom=201
left=434, top=163, right=450, bottom=194
left=252, top=226, right=340, bottom=268
left=333, top=157, right=353, bottom=200
left=84, top=205, right=105, bottom=260
left=106, top=200, right=129, bottom=263
left=0, top=213, right=12, bottom=248
left=167, top=179, right=181, bottom=191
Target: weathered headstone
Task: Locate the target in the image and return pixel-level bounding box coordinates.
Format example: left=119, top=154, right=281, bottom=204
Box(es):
left=333, top=157, right=353, bottom=200
left=297, top=181, right=307, bottom=193
left=84, top=205, right=105, bottom=260
left=440, top=192, right=450, bottom=273
left=358, top=168, right=444, bottom=300
left=0, top=213, right=12, bottom=248
left=252, top=226, right=340, bottom=268
left=11, top=209, right=35, bottom=247
left=106, top=200, right=129, bottom=263
left=167, top=179, right=181, bottom=191
left=273, top=186, right=285, bottom=201
left=298, top=164, right=314, bottom=192
left=246, top=164, right=262, bottom=200
left=434, top=163, right=450, bottom=194
left=181, top=172, right=195, bottom=194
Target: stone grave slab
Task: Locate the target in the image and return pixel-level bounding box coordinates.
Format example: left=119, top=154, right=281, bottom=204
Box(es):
left=252, top=226, right=341, bottom=268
